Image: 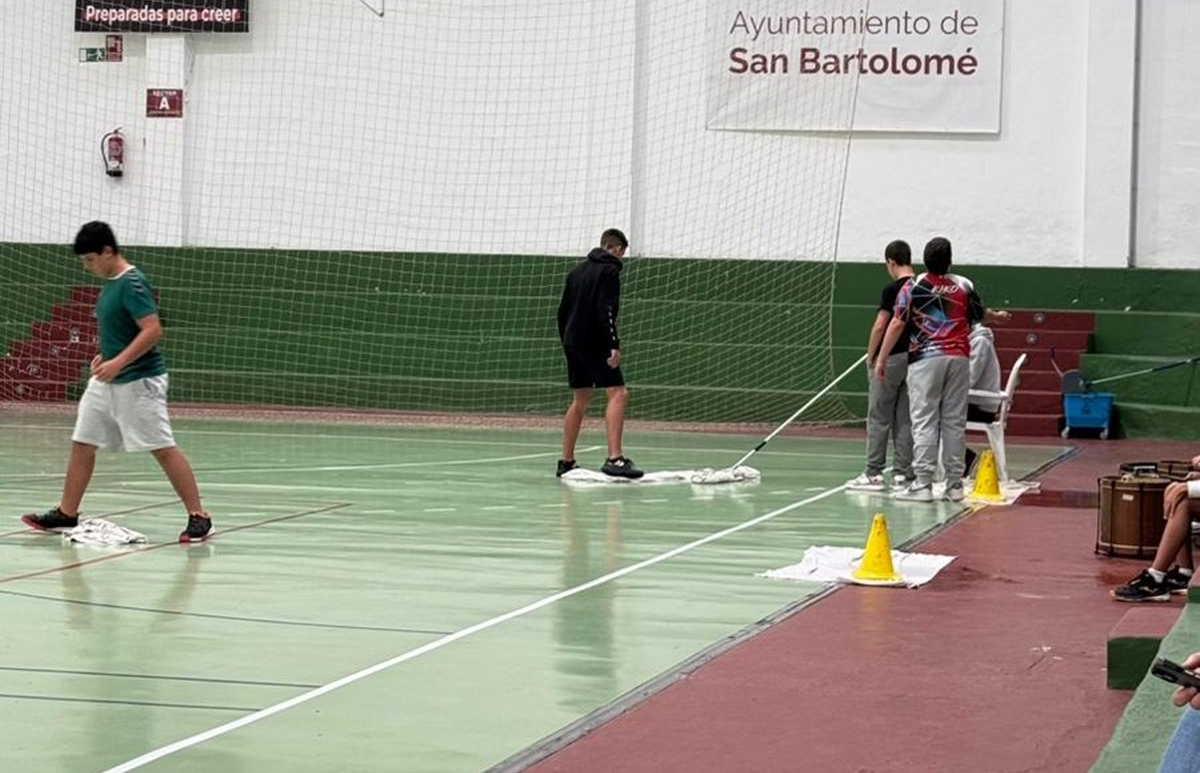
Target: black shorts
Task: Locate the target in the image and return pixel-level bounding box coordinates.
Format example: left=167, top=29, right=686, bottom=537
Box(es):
left=563, top=346, right=625, bottom=389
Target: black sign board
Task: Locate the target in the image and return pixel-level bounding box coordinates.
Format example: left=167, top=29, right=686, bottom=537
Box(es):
left=75, top=1, right=250, bottom=33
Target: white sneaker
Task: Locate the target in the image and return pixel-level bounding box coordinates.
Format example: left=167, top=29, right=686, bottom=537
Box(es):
left=893, top=474, right=914, bottom=488
left=944, top=485, right=965, bottom=502
left=894, top=484, right=934, bottom=502
left=846, top=473, right=885, bottom=492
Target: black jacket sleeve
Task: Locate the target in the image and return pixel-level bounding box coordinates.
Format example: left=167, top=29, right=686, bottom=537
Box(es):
left=596, top=268, right=620, bottom=350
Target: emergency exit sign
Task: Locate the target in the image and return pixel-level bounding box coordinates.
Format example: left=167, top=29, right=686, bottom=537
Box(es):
left=146, top=89, right=183, bottom=118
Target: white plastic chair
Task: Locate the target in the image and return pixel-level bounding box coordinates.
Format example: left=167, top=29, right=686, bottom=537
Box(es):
left=967, top=352, right=1027, bottom=482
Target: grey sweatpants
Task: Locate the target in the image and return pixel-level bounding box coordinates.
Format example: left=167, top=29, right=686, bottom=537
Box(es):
left=865, top=352, right=913, bottom=478
left=907, top=355, right=970, bottom=488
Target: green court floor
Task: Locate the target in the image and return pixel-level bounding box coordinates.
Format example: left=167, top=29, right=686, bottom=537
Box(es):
left=0, top=412, right=1066, bottom=773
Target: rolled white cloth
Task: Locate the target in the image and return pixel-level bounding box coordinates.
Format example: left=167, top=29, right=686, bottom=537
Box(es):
left=560, top=466, right=761, bottom=486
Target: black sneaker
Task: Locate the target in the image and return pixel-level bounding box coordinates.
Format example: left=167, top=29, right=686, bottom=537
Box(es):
left=1111, top=569, right=1172, bottom=603
left=179, top=513, right=213, bottom=544
left=21, top=507, right=79, bottom=532
left=601, top=456, right=644, bottom=479
left=1164, top=566, right=1194, bottom=595
left=556, top=459, right=579, bottom=478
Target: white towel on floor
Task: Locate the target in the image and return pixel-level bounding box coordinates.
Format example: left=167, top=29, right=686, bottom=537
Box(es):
left=966, top=479, right=1041, bottom=506
left=762, top=546, right=955, bottom=588
left=560, top=467, right=761, bottom=486
left=62, top=518, right=148, bottom=547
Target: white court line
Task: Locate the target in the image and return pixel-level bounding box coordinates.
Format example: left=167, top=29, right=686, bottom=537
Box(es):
left=0, top=422, right=864, bottom=461
left=0, top=425, right=560, bottom=448
left=0, top=446, right=604, bottom=481
left=188, top=484, right=425, bottom=493
left=97, top=484, right=848, bottom=773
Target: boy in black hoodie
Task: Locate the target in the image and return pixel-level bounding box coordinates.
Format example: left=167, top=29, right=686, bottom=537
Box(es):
left=556, top=229, right=643, bottom=479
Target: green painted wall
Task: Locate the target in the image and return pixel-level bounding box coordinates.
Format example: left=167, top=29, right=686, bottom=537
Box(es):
left=5, top=243, right=1200, bottom=434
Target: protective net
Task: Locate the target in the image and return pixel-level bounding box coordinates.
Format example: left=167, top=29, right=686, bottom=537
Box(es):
left=2, top=1, right=866, bottom=427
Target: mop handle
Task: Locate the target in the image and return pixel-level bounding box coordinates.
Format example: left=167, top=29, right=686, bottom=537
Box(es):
left=1086, top=355, right=1200, bottom=387
left=733, top=352, right=869, bottom=468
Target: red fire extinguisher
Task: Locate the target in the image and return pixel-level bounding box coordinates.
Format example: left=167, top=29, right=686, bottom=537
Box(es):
left=101, top=128, right=125, bottom=178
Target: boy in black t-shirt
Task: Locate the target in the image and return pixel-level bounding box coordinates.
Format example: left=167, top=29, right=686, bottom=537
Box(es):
left=846, top=240, right=915, bottom=491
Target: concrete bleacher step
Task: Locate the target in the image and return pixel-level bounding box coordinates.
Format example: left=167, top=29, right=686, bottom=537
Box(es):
left=993, top=327, right=1091, bottom=351
left=1, top=357, right=88, bottom=382
left=69, top=287, right=100, bottom=304
left=986, top=310, right=1095, bottom=436
left=1118, top=403, right=1200, bottom=441
left=1010, top=390, right=1061, bottom=414
left=49, top=302, right=97, bottom=325
left=1006, top=413, right=1061, bottom=436
left=0, top=378, right=72, bottom=401
left=1106, top=606, right=1182, bottom=690
left=9, top=340, right=95, bottom=360
left=1000, top=348, right=1077, bottom=372
left=31, top=320, right=98, bottom=343
left=1019, top=369, right=1064, bottom=392
left=1007, top=310, right=1096, bottom=331
left=1, top=286, right=95, bottom=405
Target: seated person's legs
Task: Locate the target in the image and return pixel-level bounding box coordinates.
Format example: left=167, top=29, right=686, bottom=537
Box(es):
left=963, top=405, right=996, bottom=475
left=1113, top=482, right=1197, bottom=602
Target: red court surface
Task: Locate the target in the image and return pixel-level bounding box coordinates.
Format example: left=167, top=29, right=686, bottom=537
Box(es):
left=522, top=439, right=1193, bottom=773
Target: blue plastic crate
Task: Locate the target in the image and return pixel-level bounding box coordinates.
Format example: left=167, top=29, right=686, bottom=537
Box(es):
left=1063, top=392, right=1114, bottom=429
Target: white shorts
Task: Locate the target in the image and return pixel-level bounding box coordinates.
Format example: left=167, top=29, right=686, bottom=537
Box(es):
left=72, top=375, right=176, bottom=452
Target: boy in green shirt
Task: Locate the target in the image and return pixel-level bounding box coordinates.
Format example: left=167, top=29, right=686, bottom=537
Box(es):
left=20, top=222, right=212, bottom=542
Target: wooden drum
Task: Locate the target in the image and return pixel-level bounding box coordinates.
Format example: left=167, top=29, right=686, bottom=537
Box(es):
left=1096, top=475, right=1169, bottom=558
left=1157, top=459, right=1194, bottom=481
left=1119, top=460, right=1193, bottom=481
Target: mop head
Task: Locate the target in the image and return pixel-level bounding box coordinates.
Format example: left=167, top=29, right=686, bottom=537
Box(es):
left=560, top=465, right=761, bottom=486
left=62, top=518, right=148, bottom=547
left=689, top=465, right=761, bottom=485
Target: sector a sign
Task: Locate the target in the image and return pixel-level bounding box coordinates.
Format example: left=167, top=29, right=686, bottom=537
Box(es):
left=75, top=1, right=250, bottom=33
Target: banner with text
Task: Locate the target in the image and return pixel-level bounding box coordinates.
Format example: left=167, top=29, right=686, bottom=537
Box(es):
left=75, top=1, right=250, bottom=33
left=707, top=0, right=1004, bottom=133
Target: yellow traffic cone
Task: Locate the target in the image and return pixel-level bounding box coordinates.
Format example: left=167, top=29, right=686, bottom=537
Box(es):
left=971, top=449, right=1005, bottom=502
left=851, top=513, right=904, bottom=586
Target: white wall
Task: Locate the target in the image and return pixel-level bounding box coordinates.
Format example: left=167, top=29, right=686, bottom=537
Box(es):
left=0, top=0, right=1193, bottom=267
left=1135, top=0, right=1200, bottom=269
left=2, top=4, right=148, bottom=244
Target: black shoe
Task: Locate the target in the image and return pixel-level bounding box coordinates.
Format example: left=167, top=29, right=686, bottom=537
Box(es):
left=179, top=513, right=213, bottom=543
left=1164, top=566, right=1193, bottom=595
left=601, top=456, right=644, bottom=479
left=1111, top=569, right=1172, bottom=602
left=556, top=459, right=578, bottom=478
left=21, top=507, right=79, bottom=532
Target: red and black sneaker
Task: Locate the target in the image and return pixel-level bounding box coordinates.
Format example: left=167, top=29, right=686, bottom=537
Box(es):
left=21, top=507, right=80, bottom=532
left=179, top=512, right=213, bottom=543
